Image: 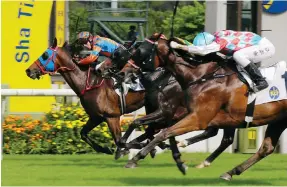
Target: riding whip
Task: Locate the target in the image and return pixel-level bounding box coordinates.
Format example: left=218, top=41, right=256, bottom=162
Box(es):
left=170, top=0, right=179, bottom=39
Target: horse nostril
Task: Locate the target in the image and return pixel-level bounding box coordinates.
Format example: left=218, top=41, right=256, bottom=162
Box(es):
left=26, top=69, right=31, bottom=75
left=96, top=69, right=102, bottom=75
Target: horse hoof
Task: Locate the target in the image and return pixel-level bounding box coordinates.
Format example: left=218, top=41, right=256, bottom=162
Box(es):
left=177, top=163, right=188, bottom=175
left=195, top=161, right=210, bottom=169
left=125, top=161, right=138, bottom=169
left=150, top=148, right=157, bottom=158
left=115, top=149, right=130, bottom=160
left=220, top=173, right=232, bottom=181
left=177, top=141, right=187, bottom=148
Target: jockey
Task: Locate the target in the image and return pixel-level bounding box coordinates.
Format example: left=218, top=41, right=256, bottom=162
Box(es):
left=170, top=30, right=276, bottom=92
left=76, top=31, right=130, bottom=69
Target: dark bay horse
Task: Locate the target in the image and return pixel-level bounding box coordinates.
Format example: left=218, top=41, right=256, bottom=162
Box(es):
left=25, top=38, right=146, bottom=155
left=124, top=33, right=287, bottom=181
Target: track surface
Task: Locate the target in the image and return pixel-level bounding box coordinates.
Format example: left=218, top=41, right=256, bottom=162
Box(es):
left=2, top=153, right=287, bottom=186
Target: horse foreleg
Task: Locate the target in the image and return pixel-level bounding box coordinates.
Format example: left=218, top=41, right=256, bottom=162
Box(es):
left=126, top=126, right=169, bottom=159
left=115, top=131, right=150, bottom=160
left=119, top=109, right=166, bottom=146
left=124, top=113, right=204, bottom=169
left=115, top=126, right=163, bottom=160
left=196, top=128, right=235, bottom=169
left=178, top=127, right=219, bottom=148
left=220, top=122, right=286, bottom=181
left=105, top=117, right=124, bottom=158
left=125, top=96, right=222, bottom=170
left=169, top=136, right=188, bottom=175
left=81, top=118, right=113, bottom=154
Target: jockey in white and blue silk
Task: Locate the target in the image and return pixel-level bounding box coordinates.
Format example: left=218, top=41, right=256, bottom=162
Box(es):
left=170, top=30, right=276, bottom=92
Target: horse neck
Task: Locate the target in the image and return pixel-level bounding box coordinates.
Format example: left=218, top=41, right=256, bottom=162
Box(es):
left=167, top=56, right=219, bottom=89
left=58, top=60, right=87, bottom=96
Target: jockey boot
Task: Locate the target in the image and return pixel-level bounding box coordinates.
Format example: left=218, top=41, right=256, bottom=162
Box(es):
left=244, top=62, right=269, bottom=92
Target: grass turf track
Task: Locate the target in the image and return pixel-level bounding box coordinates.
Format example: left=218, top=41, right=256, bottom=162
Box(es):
left=2, top=152, right=287, bottom=186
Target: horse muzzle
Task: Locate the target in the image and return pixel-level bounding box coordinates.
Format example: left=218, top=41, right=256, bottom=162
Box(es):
left=26, top=68, right=41, bottom=80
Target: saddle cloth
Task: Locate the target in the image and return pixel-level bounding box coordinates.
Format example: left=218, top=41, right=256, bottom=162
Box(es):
left=237, top=60, right=287, bottom=105
left=113, top=77, right=145, bottom=97
left=95, top=60, right=145, bottom=96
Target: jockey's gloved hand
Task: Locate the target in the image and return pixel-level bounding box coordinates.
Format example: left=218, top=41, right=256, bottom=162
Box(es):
left=114, top=72, right=125, bottom=83
left=170, top=41, right=185, bottom=50
left=130, top=73, right=138, bottom=83
left=72, top=56, right=80, bottom=64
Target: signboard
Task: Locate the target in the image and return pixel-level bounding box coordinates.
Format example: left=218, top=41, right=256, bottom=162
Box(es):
left=55, top=1, right=65, bottom=46
left=1, top=1, right=55, bottom=113
left=263, top=0, right=287, bottom=14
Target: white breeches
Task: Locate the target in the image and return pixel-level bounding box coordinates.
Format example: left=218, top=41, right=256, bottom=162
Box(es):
left=233, top=38, right=275, bottom=67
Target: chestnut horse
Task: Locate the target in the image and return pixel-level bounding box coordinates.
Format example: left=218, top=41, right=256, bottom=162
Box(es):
left=125, top=33, right=287, bottom=181
left=25, top=38, right=147, bottom=156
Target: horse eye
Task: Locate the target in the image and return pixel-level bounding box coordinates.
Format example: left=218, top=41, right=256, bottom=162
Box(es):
left=41, top=52, right=49, bottom=60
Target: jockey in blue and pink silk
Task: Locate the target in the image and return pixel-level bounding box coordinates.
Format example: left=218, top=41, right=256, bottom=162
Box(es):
left=76, top=31, right=120, bottom=65
left=170, top=30, right=276, bottom=92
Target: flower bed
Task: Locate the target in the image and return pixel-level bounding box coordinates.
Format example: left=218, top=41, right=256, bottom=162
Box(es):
left=2, top=104, right=117, bottom=154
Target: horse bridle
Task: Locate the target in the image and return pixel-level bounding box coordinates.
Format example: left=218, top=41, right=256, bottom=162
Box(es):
left=36, top=46, right=76, bottom=75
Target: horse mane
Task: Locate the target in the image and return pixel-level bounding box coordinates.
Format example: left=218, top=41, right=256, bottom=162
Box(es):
left=61, top=42, right=90, bottom=72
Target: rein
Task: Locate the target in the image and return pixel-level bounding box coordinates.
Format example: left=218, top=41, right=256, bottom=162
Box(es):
left=187, top=66, right=235, bottom=87
left=80, top=66, right=105, bottom=96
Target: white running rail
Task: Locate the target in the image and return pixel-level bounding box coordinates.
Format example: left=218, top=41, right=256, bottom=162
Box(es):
left=1, top=89, right=76, bottom=96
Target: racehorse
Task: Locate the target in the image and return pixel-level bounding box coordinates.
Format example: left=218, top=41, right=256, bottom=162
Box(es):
left=118, top=35, right=237, bottom=171
left=25, top=38, right=176, bottom=160
left=124, top=33, right=287, bottom=181
left=25, top=38, right=147, bottom=156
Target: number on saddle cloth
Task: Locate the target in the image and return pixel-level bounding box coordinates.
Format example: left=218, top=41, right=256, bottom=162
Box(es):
left=282, top=71, right=287, bottom=90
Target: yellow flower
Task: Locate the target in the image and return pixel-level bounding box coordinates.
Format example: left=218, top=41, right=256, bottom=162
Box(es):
left=65, top=121, right=71, bottom=125
left=67, top=124, right=73, bottom=129
left=79, top=122, right=86, bottom=127
left=52, top=114, right=59, bottom=118
left=102, top=126, right=108, bottom=132
left=67, top=107, right=72, bottom=111
left=60, top=111, right=65, bottom=115
left=94, top=127, right=100, bottom=131
left=72, top=121, right=77, bottom=127
left=72, top=103, right=77, bottom=106
left=56, top=125, right=62, bottom=129
left=56, top=120, right=63, bottom=125
left=103, top=132, right=110, bottom=138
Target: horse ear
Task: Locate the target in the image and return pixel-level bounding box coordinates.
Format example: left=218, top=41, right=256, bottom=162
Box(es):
left=62, top=40, right=68, bottom=48
left=52, top=38, right=57, bottom=48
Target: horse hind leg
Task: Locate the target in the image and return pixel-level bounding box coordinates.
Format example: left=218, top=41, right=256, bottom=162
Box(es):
left=220, top=121, right=287, bottom=181
left=196, top=128, right=235, bottom=169
left=80, top=118, right=113, bottom=154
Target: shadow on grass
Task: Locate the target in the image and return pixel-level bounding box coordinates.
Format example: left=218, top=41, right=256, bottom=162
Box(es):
left=112, top=177, right=273, bottom=186
left=27, top=161, right=178, bottom=168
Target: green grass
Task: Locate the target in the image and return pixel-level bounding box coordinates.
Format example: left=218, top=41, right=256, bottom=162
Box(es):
left=2, top=152, right=287, bottom=186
